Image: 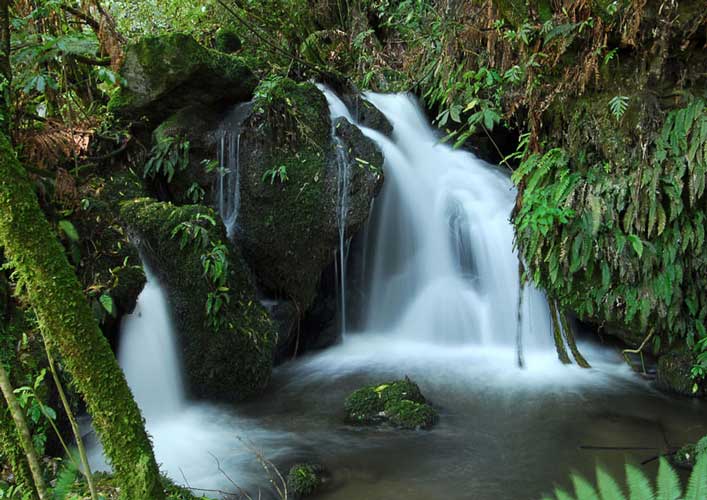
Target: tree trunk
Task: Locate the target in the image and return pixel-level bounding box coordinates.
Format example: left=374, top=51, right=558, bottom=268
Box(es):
left=0, top=362, right=49, bottom=500
left=0, top=135, right=165, bottom=499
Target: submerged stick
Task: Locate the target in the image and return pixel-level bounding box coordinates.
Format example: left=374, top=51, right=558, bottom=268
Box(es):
left=549, top=300, right=571, bottom=364
left=560, top=312, right=591, bottom=368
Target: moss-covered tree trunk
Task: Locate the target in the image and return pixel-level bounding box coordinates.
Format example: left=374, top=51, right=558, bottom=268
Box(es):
left=0, top=135, right=165, bottom=499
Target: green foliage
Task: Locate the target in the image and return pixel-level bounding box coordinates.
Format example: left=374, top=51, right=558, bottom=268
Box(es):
left=170, top=212, right=230, bottom=330
left=262, top=165, right=289, bottom=184
left=542, top=454, right=707, bottom=500
left=514, top=98, right=707, bottom=380
left=13, top=369, right=55, bottom=455
left=144, top=136, right=190, bottom=183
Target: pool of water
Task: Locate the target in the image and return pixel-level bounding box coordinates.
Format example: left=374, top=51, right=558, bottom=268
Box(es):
left=126, top=334, right=705, bottom=500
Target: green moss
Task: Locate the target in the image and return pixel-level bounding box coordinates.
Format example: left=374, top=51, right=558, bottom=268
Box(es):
left=119, top=198, right=276, bottom=401
left=286, top=463, right=323, bottom=498
left=384, top=399, right=438, bottom=430
left=344, top=378, right=437, bottom=429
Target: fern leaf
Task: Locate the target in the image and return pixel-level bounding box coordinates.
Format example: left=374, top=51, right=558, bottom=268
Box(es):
left=554, top=486, right=576, bottom=500
left=572, top=473, right=600, bottom=500
left=626, top=464, right=655, bottom=500
left=597, top=466, right=626, bottom=500
left=685, top=452, right=707, bottom=500
left=656, top=457, right=681, bottom=500
left=52, top=460, right=78, bottom=500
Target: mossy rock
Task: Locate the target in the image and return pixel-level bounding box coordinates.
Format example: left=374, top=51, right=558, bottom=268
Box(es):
left=656, top=351, right=705, bottom=397
left=237, top=78, right=383, bottom=312
left=119, top=198, right=276, bottom=401
left=109, top=33, right=256, bottom=125
left=286, top=463, right=325, bottom=499
left=344, top=378, right=437, bottom=429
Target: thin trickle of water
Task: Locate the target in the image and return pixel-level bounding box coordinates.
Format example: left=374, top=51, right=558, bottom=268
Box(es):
left=118, top=267, right=184, bottom=419
left=318, top=87, right=553, bottom=358
left=217, top=102, right=252, bottom=238
left=334, top=135, right=351, bottom=336
left=317, top=84, right=356, bottom=337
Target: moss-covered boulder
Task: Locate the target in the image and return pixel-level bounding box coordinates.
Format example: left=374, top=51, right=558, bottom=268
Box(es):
left=236, top=78, right=383, bottom=312
left=344, top=378, right=438, bottom=430
left=109, top=34, right=256, bottom=124
left=286, top=463, right=325, bottom=499
left=656, top=351, right=705, bottom=397
left=119, top=198, right=276, bottom=401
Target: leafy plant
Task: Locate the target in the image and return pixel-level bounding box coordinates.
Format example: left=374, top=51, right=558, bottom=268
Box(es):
left=542, top=453, right=707, bottom=500
left=262, top=165, right=289, bottom=184
left=170, top=211, right=231, bottom=329
left=13, top=369, right=56, bottom=455
left=144, top=135, right=190, bottom=182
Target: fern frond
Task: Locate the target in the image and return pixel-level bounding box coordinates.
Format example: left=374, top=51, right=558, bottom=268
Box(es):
left=685, top=453, right=707, bottom=500
left=626, top=464, right=654, bottom=500
left=572, top=473, right=600, bottom=500
left=656, top=457, right=681, bottom=500
left=596, top=466, right=625, bottom=500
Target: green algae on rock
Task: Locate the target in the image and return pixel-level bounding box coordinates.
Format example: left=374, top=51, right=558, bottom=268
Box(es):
left=344, top=378, right=437, bottom=430
left=286, top=463, right=325, bottom=499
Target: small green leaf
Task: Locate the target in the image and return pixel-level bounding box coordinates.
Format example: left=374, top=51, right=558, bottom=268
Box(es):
left=99, top=294, right=115, bottom=316
left=58, top=220, right=79, bottom=242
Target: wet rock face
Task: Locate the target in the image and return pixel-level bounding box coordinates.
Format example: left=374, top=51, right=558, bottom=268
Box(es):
left=235, top=78, right=384, bottom=313
left=109, top=34, right=256, bottom=124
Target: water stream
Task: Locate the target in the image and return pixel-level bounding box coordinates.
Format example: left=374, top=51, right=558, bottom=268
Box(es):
left=90, top=90, right=707, bottom=499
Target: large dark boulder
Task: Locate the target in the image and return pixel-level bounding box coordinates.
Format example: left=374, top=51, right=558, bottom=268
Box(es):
left=236, top=78, right=384, bottom=312
left=109, top=34, right=256, bottom=125
left=119, top=198, right=276, bottom=401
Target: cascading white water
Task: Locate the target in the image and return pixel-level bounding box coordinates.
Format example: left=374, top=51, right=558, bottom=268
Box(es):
left=118, top=267, right=184, bottom=418
left=319, top=88, right=552, bottom=354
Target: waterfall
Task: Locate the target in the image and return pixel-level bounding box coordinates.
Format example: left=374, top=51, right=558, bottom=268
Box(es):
left=217, top=102, right=252, bottom=238
left=319, top=88, right=553, bottom=353
left=118, top=267, right=184, bottom=419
